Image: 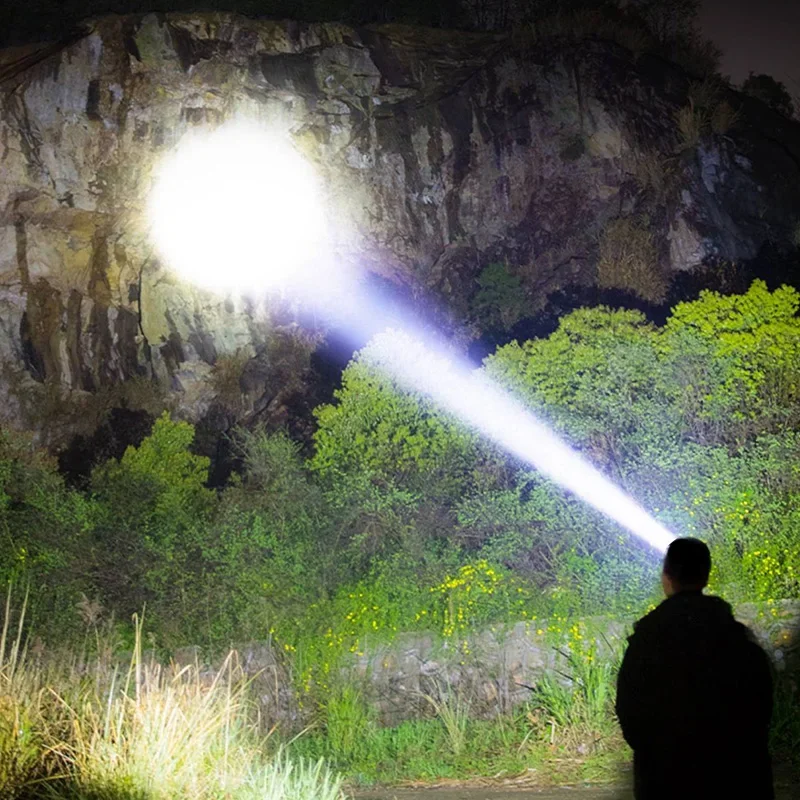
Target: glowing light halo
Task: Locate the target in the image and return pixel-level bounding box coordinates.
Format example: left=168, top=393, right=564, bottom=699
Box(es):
left=148, top=119, right=677, bottom=555
left=148, top=121, right=329, bottom=294
left=362, top=329, right=676, bottom=554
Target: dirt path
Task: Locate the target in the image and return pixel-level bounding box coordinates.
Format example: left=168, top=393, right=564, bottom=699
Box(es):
left=359, top=777, right=796, bottom=800
left=359, top=787, right=629, bottom=800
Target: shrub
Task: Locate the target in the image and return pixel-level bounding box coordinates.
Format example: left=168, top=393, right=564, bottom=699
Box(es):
left=0, top=430, right=94, bottom=638
left=89, top=413, right=215, bottom=630
left=471, top=262, right=526, bottom=331
left=311, top=343, right=495, bottom=501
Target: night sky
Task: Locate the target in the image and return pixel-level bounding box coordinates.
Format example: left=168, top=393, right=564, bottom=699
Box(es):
left=700, top=0, right=800, bottom=91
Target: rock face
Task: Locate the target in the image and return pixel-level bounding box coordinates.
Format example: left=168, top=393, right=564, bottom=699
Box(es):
left=1, top=14, right=799, bottom=442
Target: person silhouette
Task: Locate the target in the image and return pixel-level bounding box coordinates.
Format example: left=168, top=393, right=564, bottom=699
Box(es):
left=616, top=537, right=774, bottom=800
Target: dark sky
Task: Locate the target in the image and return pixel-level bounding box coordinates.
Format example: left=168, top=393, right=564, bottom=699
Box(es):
left=1, top=0, right=799, bottom=99
left=700, top=0, right=800, bottom=92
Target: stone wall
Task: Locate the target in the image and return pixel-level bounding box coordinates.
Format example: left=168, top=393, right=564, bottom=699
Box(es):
left=172, top=600, right=800, bottom=728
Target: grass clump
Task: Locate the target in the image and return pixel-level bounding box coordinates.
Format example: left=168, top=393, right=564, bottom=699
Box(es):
left=0, top=602, right=343, bottom=800
left=676, top=78, right=742, bottom=149
left=675, top=100, right=706, bottom=150
left=630, top=149, right=677, bottom=204
left=420, top=679, right=472, bottom=758
left=530, top=641, right=621, bottom=754
left=596, top=217, right=665, bottom=302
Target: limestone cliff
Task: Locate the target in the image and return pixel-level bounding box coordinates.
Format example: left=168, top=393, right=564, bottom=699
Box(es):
left=1, top=14, right=799, bottom=446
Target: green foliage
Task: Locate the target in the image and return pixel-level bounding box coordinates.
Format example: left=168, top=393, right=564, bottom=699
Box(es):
left=311, top=342, right=494, bottom=500
left=90, top=413, right=214, bottom=631
left=5, top=281, right=800, bottom=787
left=291, top=641, right=629, bottom=785
left=484, top=281, right=800, bottom=603
left=532, top=644, right=618, bottom=743
left=0, top=430, right=94, bottom=637
left=3, top=280, right=799, bottom=654
left=471, top=262, right=526, bottom=331
left=662, top=281, right=800, bottom=441
left=321, top=684, right=375, bottom=764
left=486, top=306, right=662, bottom=447
left=177, top=427, right=337, bottom=646
left=420, top=679, right=472, bottom=757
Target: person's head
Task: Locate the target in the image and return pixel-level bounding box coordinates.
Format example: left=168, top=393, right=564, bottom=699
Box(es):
left=661, top=537, right=711, bottom=597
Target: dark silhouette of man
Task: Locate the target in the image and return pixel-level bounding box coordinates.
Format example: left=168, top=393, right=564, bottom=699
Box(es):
left=616, top=538, right=774, bottom=800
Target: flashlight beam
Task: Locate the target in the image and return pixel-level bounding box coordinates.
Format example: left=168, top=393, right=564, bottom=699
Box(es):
left=363, top=329, right=676, bottom=554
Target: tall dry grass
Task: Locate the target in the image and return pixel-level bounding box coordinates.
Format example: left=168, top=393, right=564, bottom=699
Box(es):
left=0, top=597, right=343, bottom=800
left=596, top=217, right=666, bottom=303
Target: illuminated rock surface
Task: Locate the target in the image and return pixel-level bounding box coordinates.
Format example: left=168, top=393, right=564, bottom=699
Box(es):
left=1, top=14, right=799, bottom=442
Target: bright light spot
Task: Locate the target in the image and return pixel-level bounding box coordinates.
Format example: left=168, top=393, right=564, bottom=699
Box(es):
left=364, top=330, right=677, bottom=553
left=149, top=121, right=328, bottom=293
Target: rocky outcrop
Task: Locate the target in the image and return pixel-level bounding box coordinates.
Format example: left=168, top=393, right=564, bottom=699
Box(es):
left=1, top=14, right=799, bottom=443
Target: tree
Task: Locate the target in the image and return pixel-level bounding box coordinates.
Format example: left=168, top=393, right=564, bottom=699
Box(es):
left=0, top=428, right=94, bottom=637
left=662, top=281, right=800, bottom=444
left=741, top=73, right=795, bottom=118
left=90, top=413, right=214, bottom=624
left=632, top=0, right=700, bottom=44
left=484, top=282, right=800, bottom=602
left=311, top=342, right=500, bottom=500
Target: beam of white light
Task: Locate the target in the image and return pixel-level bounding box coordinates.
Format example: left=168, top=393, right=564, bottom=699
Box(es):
left=149, top=120, right=677, bottom=554
left=362, top=330, right=676, bottom=553
left=148, top=121, right=328, bottom=294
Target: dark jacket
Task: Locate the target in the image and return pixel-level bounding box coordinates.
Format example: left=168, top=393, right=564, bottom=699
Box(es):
left=616, top=591, right=774, bottom=800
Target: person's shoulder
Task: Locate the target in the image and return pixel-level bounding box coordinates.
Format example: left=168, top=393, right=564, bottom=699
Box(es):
left=630, top=592, right=734, bottom=636
left=629, top=601, right=666, bottom=639
left=696, top=592, right=737, bottom=619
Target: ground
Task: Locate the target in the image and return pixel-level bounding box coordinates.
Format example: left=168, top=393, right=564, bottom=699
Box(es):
left=360, top=771, right=798, bottom=800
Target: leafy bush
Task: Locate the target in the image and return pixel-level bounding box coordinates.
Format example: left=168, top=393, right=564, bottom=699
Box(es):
left=89, top=413, right=215, bottom=633
left=471, top=262, right=526, bottom=331
left=311, top=344, right=495, bottom=501
left=0, top=430, right=94, bottom=638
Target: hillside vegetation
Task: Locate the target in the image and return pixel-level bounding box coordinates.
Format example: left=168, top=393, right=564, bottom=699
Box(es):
left=2, top=282, right=800, bottom=793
